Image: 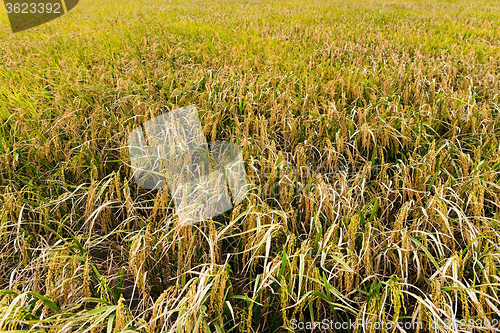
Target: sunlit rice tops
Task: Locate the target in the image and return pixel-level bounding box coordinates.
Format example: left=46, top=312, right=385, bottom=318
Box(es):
left=1, top=0, right=500, bottom=332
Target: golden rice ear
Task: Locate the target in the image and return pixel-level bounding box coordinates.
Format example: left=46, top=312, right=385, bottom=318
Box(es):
left=128, top=227, right=152, bottom=296
left=115, top=297, right=134, bottom=332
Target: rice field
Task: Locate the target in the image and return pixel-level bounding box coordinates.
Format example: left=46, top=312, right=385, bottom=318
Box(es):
left=1, top=0, right=500, bottom=332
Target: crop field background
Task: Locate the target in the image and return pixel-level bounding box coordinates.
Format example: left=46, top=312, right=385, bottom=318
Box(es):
left=1, top=0, right=500, bottom=332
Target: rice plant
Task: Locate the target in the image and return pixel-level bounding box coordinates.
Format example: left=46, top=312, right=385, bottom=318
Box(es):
left=1, top=0, right=500, bottom=332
